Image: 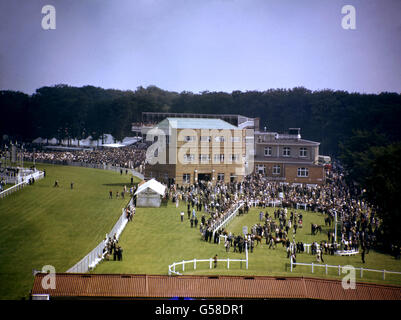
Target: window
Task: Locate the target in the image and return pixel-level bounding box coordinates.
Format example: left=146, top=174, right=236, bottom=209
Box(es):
left=231, top=136, right=240, bottom=142
left=231, top=154, right=239, bottom=162
left=214, top=154, right=224, bottom=163
left=199, top=154, right=210, bottom=163
left=217, top=173, right=225, bottom=181
left=183, top=174, right=191, bottom=183
left=185, top=136, right=195, bottom=142
left=184, top=154, right=194, bottom=163
left=214, top=136, right=225, bottom=142
left=257, top=165, right=265, bottom=174
left=297, top=167, right=309, bottom=177
left=264, top=146, right=272, bottom=156
left=200, top=136, right=211, bottom=142
left=299, top=147, right=307, bottom=157
left=283, top=147, right=291, bottom=157
left=273, top=165, right=281, bottom=175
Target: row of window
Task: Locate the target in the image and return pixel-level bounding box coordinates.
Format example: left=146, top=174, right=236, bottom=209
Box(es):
left=257, top=165, right=309, bottom=177
left=182, top=173, right=226, bottom=183
left=264, top=146, right=308, bottom=157
left=185, top=136, right=241, bottom=142
left=183, top=154, right=240, bottom=163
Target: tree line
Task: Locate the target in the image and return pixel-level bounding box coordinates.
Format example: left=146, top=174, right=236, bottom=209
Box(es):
left=1, top=84, right=400, bottom=246
left=1, top=84, right=400, bottom=155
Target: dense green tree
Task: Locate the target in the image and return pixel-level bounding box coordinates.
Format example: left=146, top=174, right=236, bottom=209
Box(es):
left=364, top=143, right=401, bottom=247
left=0, top=90, right=32, bottom=143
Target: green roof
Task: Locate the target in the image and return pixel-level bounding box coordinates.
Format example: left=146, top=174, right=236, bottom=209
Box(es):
left=158, top=117, right=239, bottom=130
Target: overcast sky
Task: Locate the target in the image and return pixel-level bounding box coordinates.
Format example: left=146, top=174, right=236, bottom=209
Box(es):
left=0, top=0, right=400, bottom=95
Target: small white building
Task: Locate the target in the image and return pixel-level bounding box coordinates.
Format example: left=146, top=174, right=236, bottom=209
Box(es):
left=134, top=179, right=166, bottom=207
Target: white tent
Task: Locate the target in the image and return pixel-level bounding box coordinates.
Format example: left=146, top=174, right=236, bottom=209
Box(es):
left=102, top=134, right=115, bottom=145
left=79, top=136, right=94, bottom=147
left=135, top=179, right=166, bottom=207
left=32, top=137, right=45, bottom=144
left=48, top=138, right=58, bottom=145
left=135, top=178, right=166, bottom=196
left=122, top=136, right=142, bottom=146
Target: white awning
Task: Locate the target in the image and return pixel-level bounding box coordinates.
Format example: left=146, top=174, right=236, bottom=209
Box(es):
left=134, top=178, right=166, bottom=196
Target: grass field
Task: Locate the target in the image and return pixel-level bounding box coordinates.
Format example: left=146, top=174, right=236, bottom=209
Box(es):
left=93, top=203, right=401, bottom=285
left=1, top=164, right=400, bottom=300
left=0, top=163, right=140, bottom=300
left=94, top=201, right=401, bottom=286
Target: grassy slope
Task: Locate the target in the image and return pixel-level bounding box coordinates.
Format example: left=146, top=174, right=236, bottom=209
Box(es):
left=94, top=202, right=401, bottom=286
left=0, top=163, right=138, bottom=300
left=1, top=162, right=399, bottom=300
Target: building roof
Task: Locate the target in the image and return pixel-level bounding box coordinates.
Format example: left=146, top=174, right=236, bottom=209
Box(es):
left=31, top=274, right=401, bottom=300
left=255, top=138, right=320, bottom=146
left=134, top=178, right=166, bottom=196
left=158, top=117, right=240, bottom=131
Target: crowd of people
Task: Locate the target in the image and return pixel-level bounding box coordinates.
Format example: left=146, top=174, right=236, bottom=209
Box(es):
left=21, top=144, right=147, bottom=172
left=164, top=162, right=384, bottom=264
left=103, top=235, right=123, bottom=261
left=102, top=201, right=136, bottom=262
left=2, top=139, right=396, bottom=264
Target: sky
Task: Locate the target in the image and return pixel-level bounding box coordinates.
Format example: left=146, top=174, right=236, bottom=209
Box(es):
left=0, top=0, right=400, bottom=95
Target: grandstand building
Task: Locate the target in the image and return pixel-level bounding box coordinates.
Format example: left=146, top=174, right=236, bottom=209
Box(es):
left=143, top=117, right=252, bottom=186
left=135, top=112, right=325, bottom=186
left=254, top=128, right=325, bottom=186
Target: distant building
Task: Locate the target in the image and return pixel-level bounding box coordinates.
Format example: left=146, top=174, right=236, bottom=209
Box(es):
left=135, top=112, right=325, bottom=186
left=254, top=128, right=325, bottom=185
left=144, top=117, right=251, bottom=186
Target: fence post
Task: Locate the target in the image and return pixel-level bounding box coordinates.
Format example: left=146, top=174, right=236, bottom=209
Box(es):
left=227, top=258, right=230, bottom=269
left=325, top=264, right=328, bottom=275
left=383, top=270, right=386, bottom=280
left=338, top=265, right=341, bottom=276
left=311, top=263, right=314, bottom=273
left=194, top=259, right=196, bottom=270
left=182, top=261, right=185, bottom=272
left=210, top=258, right=212, bottom=269
left=360, top=267, right=363, bottom=278
left=290, top=257, right=293, bottom=272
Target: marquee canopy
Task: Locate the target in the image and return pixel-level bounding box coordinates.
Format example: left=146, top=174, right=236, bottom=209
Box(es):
left=134, top=178, right=166, bottom=196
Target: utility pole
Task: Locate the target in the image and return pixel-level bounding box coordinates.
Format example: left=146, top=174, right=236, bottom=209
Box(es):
left=334, top=210, right=338, bottom=243
left=243, top=226, right=248, bottom=269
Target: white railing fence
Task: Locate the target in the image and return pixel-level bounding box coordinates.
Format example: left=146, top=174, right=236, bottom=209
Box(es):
left=289, top=257, right=401, bottom=280
left=0, top=171, right=44, bottom=199
left=296, top=203, right=307, bottom=210
left=247, top=199, right=282, bottom=208
left=168, top=257, right=248, bottom=276
left=27, top=158, right=144, bottom=180
left=302, top=243, right=358, bottom=256
left=66, top=197, right=133, bottom=273
left=212, top=201, right=244, bottom=237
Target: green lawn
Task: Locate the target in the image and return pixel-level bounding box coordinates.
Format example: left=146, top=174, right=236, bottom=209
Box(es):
left=0, top=163, right=140, bottom=300
left=1, top=163, right=400, bottom=300
left=94, top=202, right=401, bottom=286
